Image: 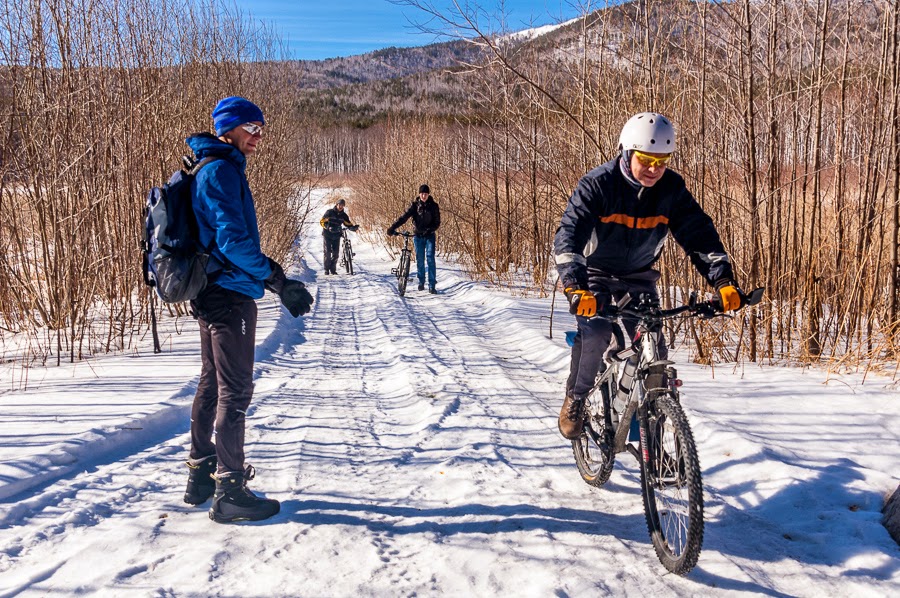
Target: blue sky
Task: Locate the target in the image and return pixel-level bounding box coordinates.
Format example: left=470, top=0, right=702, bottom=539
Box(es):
left=233, top=1, right=589, bottom=60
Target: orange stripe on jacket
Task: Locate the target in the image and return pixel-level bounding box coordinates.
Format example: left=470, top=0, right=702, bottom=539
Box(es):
left=600, top=214, right=669, bottom=229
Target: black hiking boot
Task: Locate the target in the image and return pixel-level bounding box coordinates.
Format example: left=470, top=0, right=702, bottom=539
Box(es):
left=184, top=455, right=217, bottom=505
left=429, top=286, right=437, bottom=294
left=418, top=282, right=425, bottom=291
left=209, top=465, right=280, bottom=523
left=558, top=394, right=586, bottom=439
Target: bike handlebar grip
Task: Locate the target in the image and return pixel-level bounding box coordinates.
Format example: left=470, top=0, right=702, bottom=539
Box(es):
left=742, top=286, right=766, bottom=307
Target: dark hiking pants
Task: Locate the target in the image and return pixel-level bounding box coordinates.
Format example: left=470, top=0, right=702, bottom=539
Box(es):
left=189, top=286, right=257, bottom=475
left=323, top=235, right=340, bottom=273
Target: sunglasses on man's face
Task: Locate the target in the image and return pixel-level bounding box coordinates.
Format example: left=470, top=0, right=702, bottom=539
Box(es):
left=633, top=150, right=671, bottom=168
left=240, top=123, right=263, bottom=136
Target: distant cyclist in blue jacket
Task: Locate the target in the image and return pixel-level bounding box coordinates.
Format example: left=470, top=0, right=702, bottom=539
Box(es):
left=182, top=97, right=313, bottom=523
left=554, top=112, right=744, bottom=439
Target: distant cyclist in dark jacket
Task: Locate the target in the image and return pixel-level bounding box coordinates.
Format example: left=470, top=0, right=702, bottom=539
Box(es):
left=387, top=184, right=441, bottom=293
left=183, top=96, right=313, bottom=523
left=555, top=112, right=744, bottom=439
left=320, top=198, right=358, bottom=275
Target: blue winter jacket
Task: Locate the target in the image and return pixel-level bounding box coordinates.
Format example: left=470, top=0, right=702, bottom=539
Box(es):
left=554, top=157, right=734, bottom=292
left=187, top=133, right=272, bottom=299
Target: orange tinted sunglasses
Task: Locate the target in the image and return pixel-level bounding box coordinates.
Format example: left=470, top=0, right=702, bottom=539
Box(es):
left=633, top=150, right=672, bottom=168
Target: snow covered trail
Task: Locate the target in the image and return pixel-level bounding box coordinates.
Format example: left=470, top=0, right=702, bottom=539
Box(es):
left=1, top=206, right=899, bottom=596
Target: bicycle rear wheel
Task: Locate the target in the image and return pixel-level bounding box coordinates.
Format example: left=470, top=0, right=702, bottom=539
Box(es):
left=571, top=382, right=615, bottom=487
left=397, top=253, right=410, bottom=296
left=640, top=393, right=704, bottom=575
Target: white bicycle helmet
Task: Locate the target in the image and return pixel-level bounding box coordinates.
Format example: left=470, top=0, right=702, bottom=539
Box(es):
left=618, top=112, right=676, bottom=154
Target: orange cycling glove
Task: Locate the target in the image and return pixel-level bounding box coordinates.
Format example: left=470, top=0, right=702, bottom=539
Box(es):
left=716, top=281, right=742, bottom=312
left=565, top=288, right=598, bottom=317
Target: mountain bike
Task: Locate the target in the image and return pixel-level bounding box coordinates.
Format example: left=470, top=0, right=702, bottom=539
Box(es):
left=340, top=228, right=356, bottom=275
left=390, top=231, right=414, bottom=296
left=571, top=287, right=764, bottom=575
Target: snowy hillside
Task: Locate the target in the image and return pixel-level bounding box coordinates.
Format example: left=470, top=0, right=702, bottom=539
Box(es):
left=1, top=191, right=898, bottom=596
left=498, top=15, right=582, bottom=43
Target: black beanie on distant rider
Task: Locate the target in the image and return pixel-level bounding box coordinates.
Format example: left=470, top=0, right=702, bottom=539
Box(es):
left=418, top=184, right=430, bottom=194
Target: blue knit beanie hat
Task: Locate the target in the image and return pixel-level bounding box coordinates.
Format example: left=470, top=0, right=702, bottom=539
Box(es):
left=212, top=97, right=265, bottom=136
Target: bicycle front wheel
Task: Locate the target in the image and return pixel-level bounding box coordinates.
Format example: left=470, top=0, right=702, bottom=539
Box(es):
left=397, top=253, right=410, bottom=296
left=640, top=394, right=704, bottom=575
left=572, top=384, right=615, bottom=487
left=344, top=242, right=354, bottom=275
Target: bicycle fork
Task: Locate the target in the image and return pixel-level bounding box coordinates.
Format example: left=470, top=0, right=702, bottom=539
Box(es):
left=635, top=365, right=682, bottom=475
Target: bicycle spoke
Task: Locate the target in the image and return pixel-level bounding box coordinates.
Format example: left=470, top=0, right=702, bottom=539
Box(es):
left=571, top=390, right=615, bottom=487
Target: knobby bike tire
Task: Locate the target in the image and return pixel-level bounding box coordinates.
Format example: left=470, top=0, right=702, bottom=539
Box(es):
left=571, top=378, right=616, bottom=487
left=397, top=253, right=410, bottom=296
left=639, top=393, right=704, bottom=575
left=344, top=241, right=353, bottom=275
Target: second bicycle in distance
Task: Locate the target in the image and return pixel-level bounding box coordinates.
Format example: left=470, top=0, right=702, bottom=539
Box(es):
left=389, top=231, right=414, bottom=296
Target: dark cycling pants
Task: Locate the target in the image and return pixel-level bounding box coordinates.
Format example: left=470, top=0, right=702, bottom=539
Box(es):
left=323, top=235, right=341, bottom=273
left=189, top=286, right=258, bottom=475
left=566, top=278, right=668, bottom=398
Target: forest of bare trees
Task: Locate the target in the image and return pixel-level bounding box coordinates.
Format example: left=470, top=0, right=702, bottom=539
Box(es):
left=353, top=0, right=900, bottom=370
left=2, top=0, right=899, bottom=377
left=0, top=0, right=316, bottom=371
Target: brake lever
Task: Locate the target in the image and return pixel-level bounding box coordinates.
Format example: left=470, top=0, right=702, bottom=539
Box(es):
left=742, top=286, right=766, bottom=307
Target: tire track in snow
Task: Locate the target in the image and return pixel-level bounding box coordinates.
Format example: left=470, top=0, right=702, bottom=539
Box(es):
left=1, top=217, right=752, bottom=597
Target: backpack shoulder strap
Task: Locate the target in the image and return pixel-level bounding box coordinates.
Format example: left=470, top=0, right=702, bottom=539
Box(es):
left=186, top=156, right=221, bottom=255
left=188, top=156, right=239, bottom=271
left=189, top=156, right=219, bottom=175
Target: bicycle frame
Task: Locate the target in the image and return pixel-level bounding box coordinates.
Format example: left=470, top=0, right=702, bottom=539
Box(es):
left=589, top=311, right=675, bottom=462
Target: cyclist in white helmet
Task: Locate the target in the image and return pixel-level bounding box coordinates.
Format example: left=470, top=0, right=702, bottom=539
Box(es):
left=554, top=112, right=744, bottom=439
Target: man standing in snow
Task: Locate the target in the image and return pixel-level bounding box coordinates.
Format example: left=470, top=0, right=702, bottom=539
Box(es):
left=182, top=96, right=314, bottom=523
left=320, top=198, right=358, bottom=274
left=387, top=184, right=441, bottom=293
left=555, top=112, right=744, bottom=439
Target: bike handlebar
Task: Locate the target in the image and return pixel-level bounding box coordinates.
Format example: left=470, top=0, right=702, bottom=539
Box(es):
left=600, top=287, right=765, bottom=322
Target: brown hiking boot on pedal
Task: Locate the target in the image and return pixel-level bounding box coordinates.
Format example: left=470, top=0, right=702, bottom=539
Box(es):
left=558, top=394, right=586, bottom=439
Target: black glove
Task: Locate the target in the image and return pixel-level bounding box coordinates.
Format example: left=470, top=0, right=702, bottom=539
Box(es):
left=347, top=225, right=360, bottom=232
left=264, top=258, right=286, bottom=295
left=387, top=228, right=398, bottom=236
left=281, top=279, right=313, bottom=317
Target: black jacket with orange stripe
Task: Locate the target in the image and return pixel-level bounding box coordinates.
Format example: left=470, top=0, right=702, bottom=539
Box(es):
left=554, top=157, right=734, bottom=292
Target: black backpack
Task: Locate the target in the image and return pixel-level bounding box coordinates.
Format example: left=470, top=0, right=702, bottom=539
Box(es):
left=142, top=156, right=219, bottom=304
